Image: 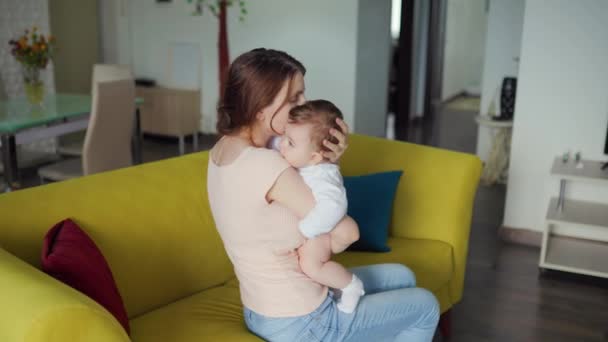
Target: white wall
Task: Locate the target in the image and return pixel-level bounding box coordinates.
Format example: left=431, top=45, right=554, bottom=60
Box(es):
left=98, top=0, right=132, bottom=66
left=476, top=0, right=525, bottom=161
left=504, top=0, right=608, bottom=238
left=441, top=0, right=487, bottom=100
left=98, top=0, right=118, bottom=64
left=354, top=0, right=392, bottom=137
left=390, top=0, right=401, bottom=40
left=101, top=0, right=359, bottom=134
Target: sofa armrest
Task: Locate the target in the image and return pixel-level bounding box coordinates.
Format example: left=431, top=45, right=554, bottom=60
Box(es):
left=0, top=248, right=129, bottom=342
left=340, top=134, right=482, bottom=305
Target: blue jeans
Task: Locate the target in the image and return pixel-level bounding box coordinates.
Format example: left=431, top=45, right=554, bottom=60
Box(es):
left=244, top=264, right=439, bottom=341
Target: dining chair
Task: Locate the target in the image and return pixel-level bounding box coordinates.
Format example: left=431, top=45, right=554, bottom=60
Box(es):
left=57, top=64, right=133, bottom=157
left=38, top=79, right=135, bottom=182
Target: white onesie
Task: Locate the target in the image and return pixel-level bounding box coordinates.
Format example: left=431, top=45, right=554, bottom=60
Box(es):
left=298, top=163, right=348, bottom=239
left=269, top=136, right=348, bottom=239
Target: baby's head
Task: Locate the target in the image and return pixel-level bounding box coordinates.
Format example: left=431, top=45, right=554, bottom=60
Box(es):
left=279, top=99, right=343, bottom=168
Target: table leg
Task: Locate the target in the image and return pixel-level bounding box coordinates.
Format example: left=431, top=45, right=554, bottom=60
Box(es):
left=193, top=132, right=199, bottom=152
left=179, top=135, right=185, bottom=155
left=495, top=127, right=511, bottom=183
left=1, top=134, right=20, bottom=191
left=481, top=127, right=512, bottom=185
left=132, top=108, right=143, bottom=164
left=557, top=179, right=566, bottom=212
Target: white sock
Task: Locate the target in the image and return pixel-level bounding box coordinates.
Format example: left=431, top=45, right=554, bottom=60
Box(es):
left=336, top=274, right=365, bottom=314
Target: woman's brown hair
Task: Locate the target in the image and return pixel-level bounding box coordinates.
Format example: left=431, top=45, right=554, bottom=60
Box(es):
left=217, top=48, right=306, bottom=135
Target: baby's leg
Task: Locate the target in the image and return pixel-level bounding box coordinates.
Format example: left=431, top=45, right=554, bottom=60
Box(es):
left=299, top=234, right=352, bottom=289
left=330, top=216, right=360, bottom=254
left=299, top=234, right=365, bottom=313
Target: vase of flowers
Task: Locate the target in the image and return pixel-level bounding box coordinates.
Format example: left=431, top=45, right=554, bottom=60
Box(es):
left=8, top=27, right=55, bottom=105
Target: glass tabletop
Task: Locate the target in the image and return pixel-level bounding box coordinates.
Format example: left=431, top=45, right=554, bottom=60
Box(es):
left=0, top=94, right=144, bottom=134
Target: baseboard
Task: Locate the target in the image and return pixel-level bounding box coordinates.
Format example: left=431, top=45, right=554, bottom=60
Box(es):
left=464, top=85, right=481, bottom=97
left=441, top=91, right=467, bottom=105
left=498, top=226, right=542, bottom=247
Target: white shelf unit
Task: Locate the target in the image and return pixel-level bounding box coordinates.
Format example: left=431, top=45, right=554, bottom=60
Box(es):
left=539, top=158, right=608, bottom=278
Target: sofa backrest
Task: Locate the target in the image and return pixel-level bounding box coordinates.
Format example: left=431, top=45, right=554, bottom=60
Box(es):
left=340, top=134, right=481, bottom=305
left=0, top=152, right=234, bottom=318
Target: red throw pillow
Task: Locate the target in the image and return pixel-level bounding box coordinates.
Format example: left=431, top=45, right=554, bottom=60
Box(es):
left=41, top=219, right=130, bottom=335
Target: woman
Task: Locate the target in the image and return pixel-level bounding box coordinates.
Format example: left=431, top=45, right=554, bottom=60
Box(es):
left=207, top=48, right=439, bottom=341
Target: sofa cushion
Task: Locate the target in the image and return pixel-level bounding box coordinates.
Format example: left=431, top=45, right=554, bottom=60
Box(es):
left=131, top=237, right=453, bottom=341
left=334, top=237, right=454, bottom=292
left=130, top=286, right=260, bottom=342
left=41, top=219, right=130, bottom=335
left=344, top=171, right=403, bottom=252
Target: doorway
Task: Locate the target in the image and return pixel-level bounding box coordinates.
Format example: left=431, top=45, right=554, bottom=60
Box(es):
left=388, top=0, right=495, bottom=151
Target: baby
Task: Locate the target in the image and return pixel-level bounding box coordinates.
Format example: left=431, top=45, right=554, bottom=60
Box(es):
left=274, top=99, right=365, bottom=313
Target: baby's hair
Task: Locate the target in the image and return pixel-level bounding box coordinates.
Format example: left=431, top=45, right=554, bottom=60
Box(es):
left=288, top=99, right=343, bottom=155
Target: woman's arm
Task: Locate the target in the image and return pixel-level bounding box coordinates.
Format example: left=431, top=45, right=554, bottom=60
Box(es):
left=322, top=118, right=350, bottom=163
left=267, top=168, right=358, bottom=251
left=266, top=168, right=315, bottom=219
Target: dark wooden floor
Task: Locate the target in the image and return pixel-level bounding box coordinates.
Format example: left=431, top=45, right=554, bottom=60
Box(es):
left=423, top=106, right=608, bottom=342
left=4, top=107, right=608, bottom=341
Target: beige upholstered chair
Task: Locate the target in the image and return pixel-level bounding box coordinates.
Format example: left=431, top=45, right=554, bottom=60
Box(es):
left=57, top=64, right=133, bottom=157
left=38, top=79, right=135, bottom=182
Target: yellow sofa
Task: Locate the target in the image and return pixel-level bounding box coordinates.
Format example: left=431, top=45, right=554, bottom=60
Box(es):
left=0, top=134, right=481, bottom=341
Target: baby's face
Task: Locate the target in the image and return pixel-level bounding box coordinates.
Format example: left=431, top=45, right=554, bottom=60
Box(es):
left=279, top=123, right=323, bottom=168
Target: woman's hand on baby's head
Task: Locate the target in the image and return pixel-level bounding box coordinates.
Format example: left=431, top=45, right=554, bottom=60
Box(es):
left=322, top=118, right=350, bottom=163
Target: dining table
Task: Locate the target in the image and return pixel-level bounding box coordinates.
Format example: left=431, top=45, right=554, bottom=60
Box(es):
left=0, top=93, right=143, bottom=192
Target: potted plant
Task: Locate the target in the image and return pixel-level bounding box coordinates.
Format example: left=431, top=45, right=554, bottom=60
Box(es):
left=8, top=27, right=56, bottom=105
left=188, top=0, right=247, bottom=97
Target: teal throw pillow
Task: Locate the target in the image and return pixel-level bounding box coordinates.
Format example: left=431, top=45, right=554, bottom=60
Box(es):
left=344, top=170, right=403, bottom=252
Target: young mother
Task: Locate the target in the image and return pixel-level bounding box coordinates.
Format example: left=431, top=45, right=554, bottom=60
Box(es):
left=208, top=48, right=439, bottom=341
